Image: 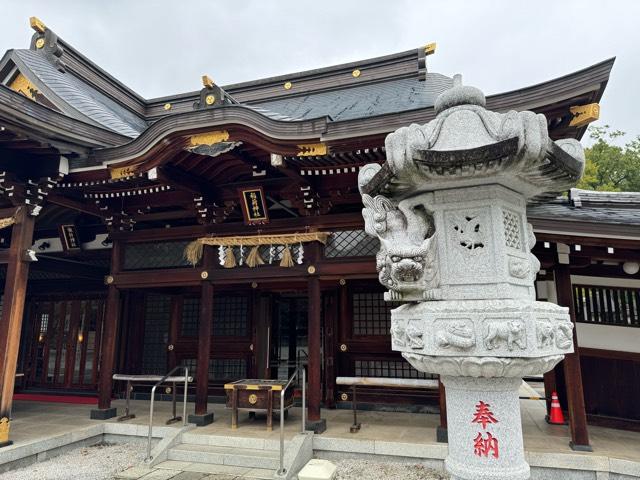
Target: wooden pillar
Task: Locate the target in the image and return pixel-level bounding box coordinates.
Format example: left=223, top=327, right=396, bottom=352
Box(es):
left=189, top=246, right=214, bottom=426
left=92, top=240, right=122, bottom=419
left=306, top=240, right=325, bottom=432
left=307, top=275, right=325, bottom=432
left=322, top=289, right=338, bottom=409
left=555, top=264, right=591, bottom=451
left=96, top=286, right=121, bottom=411
left=542, top=368, right=557, bottom=416
left=437, top=378, right=448, bottom=443
left=0, top=208, right=35, bottom=447
left=195, top=282, right=213, bottom=415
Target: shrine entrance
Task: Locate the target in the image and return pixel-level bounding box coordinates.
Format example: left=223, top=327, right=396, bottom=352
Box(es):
left=269, top=294, right=309, bottom=380
left=25, top=297, right=105, bottom=390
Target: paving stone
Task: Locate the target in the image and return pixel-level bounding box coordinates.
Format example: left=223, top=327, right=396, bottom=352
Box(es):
left=139, top=469, right=182, bottom=480
left=201, top=475, right=239, bottom=480
left=116, top=466, right=155, bottom=479
left=182, top=463, right=249, bottom=475
left=170, top=472, right=208, bottom=480
left=156, top=460, right=193, bottom=470
left=244, top=468, right=277, bottom=479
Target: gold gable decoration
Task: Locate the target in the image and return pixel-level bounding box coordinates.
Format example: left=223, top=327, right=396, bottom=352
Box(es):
left=9, top=73, right=38, bottom=101
left=184, top=232, right=331, bottom=267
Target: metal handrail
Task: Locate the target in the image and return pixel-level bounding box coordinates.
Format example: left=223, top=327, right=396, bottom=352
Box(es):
left=146, top=366, right=189, bottom=461
left=277, top=365, right=306, bottom=476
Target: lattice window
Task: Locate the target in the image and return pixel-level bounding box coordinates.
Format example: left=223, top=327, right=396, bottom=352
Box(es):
left=124, top=241, right=195, bottom=270
left=181, top=358, right=197, bottom=377
left=325, top=230, right=379, bottom=258
left=502, top=210, right=522, bottom=250
left=354, top=359, right=435, bottom=379
left=180, top=358, right=247, bottom=381
left=210, top=358, right=246, bottom=380
left=352, top=292, right=392, bottom=336
left=574, top=285, right=640, bottom=327
left=141, top=294, right=171, bottom=374
left=180, top=298, right=200, bottom=337
left=39, top=313, right=49, bottom=334
left=213, top=295, right=249, bottom=337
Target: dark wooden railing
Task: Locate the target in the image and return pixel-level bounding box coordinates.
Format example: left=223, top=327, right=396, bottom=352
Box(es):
left=573, top=284, right=640, bottom=327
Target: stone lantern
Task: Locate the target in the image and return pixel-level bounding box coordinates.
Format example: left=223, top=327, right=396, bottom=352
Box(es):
left=358, top=75, right=584, bottom=480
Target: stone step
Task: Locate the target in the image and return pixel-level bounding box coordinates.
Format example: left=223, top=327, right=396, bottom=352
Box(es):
left=168, top=443, right=281, bottom=470
left=181, top=432, right=284, bottom=451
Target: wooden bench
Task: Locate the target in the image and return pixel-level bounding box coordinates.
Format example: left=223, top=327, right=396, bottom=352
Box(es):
left=336, top=376, right=439, bottom=433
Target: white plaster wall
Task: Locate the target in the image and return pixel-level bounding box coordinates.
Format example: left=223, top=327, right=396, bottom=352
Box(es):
left=570, top=275, right=640, bottom=353
left=576, top=322, right=640, bottom=354
left=537, top=276, right=640, bottom=353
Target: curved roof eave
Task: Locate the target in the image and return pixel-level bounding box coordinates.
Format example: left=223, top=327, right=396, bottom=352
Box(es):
left=86, top=104, right=331, bottom=167
left=0, top=84, right=132, bottom=150
left=83, top=56, right=614, bottom=170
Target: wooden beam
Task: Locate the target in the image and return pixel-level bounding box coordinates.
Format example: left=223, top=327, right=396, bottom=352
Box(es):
left=0, top=207, right=35, bottom=446
left=534, top=231, right=640, bottom=250
left=33, top=255, right=109, bottom=279
left=554, top=264, right=591, bottom=451
left=48, top=193, right=103, bottom=218
left=110, top=211, right=364, bottom=242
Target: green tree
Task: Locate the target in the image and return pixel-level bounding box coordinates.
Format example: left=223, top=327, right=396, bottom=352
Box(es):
left=577, top=126, right=640, bottom=192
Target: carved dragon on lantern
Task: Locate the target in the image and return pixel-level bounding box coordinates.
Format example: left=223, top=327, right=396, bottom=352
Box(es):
left=359, top=182, right=440, bottom=302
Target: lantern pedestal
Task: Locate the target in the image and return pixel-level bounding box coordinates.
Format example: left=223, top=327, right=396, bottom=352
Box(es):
left=442, top=376, right=528, bottom=480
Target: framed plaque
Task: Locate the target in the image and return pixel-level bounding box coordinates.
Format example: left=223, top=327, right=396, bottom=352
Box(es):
left=238, top=187, right=269, bottom=225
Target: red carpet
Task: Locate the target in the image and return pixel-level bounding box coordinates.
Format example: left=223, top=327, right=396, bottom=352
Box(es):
left=13, top=393, right=98, bottom=404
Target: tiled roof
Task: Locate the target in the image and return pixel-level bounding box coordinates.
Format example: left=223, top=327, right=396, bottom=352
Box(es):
left=11, top=49, right=146, bottom=137
left=253, top=73, right=453, bottom=122
left=569, top=188, right=640, bottom=207
left=527, top=190, right=640, bottom=226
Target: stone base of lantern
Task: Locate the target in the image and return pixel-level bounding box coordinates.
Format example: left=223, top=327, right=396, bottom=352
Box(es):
left=441, top=376, right=530, bottom=480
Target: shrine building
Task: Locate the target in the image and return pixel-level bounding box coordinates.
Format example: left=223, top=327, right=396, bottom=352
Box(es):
left=0, top=17, right=637, bottom=449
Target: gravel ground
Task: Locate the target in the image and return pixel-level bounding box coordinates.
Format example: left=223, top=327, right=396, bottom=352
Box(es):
left=335, top=459, right=449, bottom=480
left=0, top=442, right=145, bottom=480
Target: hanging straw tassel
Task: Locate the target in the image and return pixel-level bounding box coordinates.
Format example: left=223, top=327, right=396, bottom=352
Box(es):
left=246, top=245, right=264, bottom=268
left=280, top=244, right=295, bottom=267
left=223, top=246, right=237, bottom=268
left=184, top=240, right=204, bottom=266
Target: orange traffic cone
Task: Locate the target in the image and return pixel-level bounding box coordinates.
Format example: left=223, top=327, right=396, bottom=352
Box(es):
left=548, top=391, right=566, bottom=425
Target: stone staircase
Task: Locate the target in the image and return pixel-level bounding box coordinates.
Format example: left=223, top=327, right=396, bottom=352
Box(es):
left=160, top=432, right=285, bottom=478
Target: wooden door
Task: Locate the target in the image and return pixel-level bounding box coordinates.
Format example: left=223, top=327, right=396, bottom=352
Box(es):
left=171, top=291, right=255, bottom=390
left=28, top=298, right=104, bottom=390
left=253, top=292, right=273, bottom=379
left=335, top=282, right=438, bottom=406
left=269, top=295, right=309, bottom=380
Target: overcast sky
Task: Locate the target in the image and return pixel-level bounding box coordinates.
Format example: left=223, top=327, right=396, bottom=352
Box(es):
left=1, top=0, right=638, bottom=143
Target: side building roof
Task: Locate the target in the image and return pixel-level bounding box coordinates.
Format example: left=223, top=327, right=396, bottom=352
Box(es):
left=528, top=188, right=640, bottom=239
